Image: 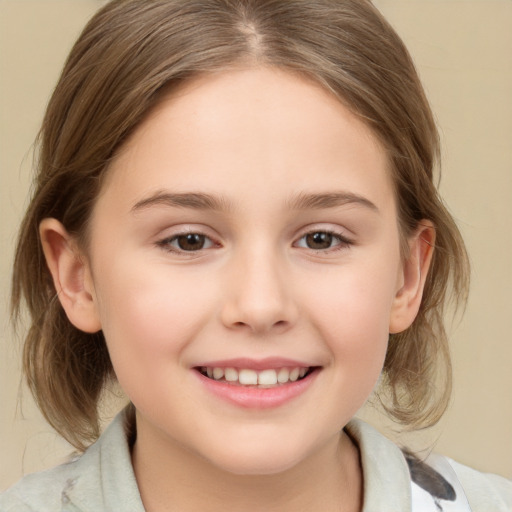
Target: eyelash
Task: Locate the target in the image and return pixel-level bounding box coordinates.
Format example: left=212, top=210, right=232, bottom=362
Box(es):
left=156, top=229, right=353, bottom=255
left=156, top=231, right=217, bottom=254
left=294, top=230, right=353, bottom=252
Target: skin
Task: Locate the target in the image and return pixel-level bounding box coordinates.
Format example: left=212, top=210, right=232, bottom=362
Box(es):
left=41, top=67, right=434, bottom=512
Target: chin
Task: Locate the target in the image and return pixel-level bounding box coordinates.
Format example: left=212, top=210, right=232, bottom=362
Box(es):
left=212, top=455, right=302, bottom=477
left=200, top=438, right=310, bottom=476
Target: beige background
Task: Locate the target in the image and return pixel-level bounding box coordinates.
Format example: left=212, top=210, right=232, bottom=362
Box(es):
left=1, top=0, right=511, bottom=491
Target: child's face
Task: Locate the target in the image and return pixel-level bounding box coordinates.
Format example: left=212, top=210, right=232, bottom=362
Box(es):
left=81, top=68, right=419, bottom=474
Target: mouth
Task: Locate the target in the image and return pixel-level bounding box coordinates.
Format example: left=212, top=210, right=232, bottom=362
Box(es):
left=193, top=358, right=321, bottom=408
left=196, top=366, right=315, bottom=388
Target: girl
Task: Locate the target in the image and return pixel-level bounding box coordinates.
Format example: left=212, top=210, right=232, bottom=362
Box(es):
left=2, top=1, right=511, bottom=511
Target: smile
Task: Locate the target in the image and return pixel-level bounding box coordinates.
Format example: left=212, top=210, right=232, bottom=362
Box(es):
left=198, top=366, right=311, bottom=387
left=194, top=362, right=320, bottom=409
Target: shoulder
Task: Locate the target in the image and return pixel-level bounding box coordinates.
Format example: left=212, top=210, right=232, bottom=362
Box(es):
left=346, top=418, right=512, bottom=512
left=449, top=458, right=512, bottom=511
left=346, top=419, right=413, bottom=511
left=0, top=461, right=79, bottom=512
left=0, top=408, right=144, bottom=512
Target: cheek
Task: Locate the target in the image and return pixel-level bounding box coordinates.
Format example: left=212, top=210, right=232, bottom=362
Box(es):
left=308, top=256, right=398, bottom=344
left=91, top=259, right=218, bottom=376
left=315, top=286, right=391, bottom=423
left=303, top=254, right=399, bottom=401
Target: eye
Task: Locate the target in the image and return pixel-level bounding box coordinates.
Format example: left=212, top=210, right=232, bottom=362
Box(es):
left=295, top=230, right=351, bottom=251
left=158, top=232, right=215, bottom=252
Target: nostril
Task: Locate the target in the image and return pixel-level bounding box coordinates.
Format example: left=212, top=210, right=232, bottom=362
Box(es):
left=229, top=319, right=289, bottom=333
left=220, top=295, right=297, bottom=333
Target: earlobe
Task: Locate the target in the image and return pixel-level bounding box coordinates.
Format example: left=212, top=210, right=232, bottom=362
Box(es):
left=39, top=218, right=101, bottom=333
left=389, top=221, right=435, bottom=334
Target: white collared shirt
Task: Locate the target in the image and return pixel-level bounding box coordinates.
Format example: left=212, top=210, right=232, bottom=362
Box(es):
left=2, top=409, right=511, bottom=511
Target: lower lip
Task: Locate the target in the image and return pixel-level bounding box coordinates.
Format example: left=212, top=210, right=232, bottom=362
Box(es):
left=194, top=369, right=319, bottom=409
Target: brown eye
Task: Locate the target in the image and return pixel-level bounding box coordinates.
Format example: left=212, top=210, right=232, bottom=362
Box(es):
left=305, top=232, right=334, bottom=250
left=158, top=230, right=217, bottom=254
left=158, top=232, right=215, bottom=253
left=176, top=233, right=207, bottom=251
left=295, top=230, right=352, bottom=252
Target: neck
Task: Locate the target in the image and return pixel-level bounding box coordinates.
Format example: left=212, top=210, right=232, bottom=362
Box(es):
left=132, top=419, right=362, bottom=512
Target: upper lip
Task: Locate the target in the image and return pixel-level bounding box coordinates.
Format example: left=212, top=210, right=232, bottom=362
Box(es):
left=194, top=357, right=317, bottom=371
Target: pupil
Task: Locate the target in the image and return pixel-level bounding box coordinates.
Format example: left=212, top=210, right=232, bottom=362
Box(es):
left=307, top=232, right=332, bottom=249
left=178, top=234, right=205, bottom=251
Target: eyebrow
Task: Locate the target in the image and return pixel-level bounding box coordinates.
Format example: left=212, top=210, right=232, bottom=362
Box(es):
left=286, top=191, right=379, bottom=213
left=131, top=191, right=232, bottom=213
left=131, top=190, right=378, bottom=214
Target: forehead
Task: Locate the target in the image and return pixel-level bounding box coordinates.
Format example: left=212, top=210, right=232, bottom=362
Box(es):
left=97, top=67, right=394, bottom=215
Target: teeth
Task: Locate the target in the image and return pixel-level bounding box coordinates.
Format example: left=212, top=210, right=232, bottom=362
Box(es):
left=224, top=368, right=238, bottom=382
left=202, top=366, right=310, bottom=386
left=289, top=368, right=300, bottom=382
left=258, top=369, right=278, bottom=386
left=277, top=368, right=289, bottom=383
left=213, top=367, right=224, bottom=380
left=239, top=369, right=258, bottom=385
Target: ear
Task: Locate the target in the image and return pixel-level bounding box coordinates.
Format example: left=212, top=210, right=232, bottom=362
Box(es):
left=39, top=218, right=101, bottom=333
left=389, top=221, right=435, bottom=334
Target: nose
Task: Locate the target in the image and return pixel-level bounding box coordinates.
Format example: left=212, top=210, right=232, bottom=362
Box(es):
left=220, top=248, right=298, bottom=335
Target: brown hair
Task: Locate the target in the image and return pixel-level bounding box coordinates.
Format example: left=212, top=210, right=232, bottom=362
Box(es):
left=12, top=0, right=469, bottom=450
